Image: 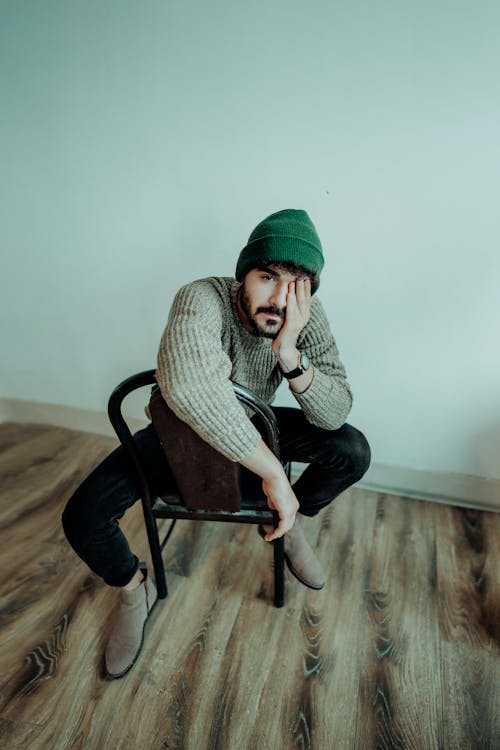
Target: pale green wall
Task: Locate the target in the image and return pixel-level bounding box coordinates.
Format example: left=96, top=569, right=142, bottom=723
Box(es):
left=1, top=0, right=499, bottom=479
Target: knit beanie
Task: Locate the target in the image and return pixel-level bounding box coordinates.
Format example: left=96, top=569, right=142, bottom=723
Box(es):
left=235, top=209, right=324, bottom=293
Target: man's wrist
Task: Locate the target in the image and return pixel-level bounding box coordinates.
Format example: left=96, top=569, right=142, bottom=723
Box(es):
left=275, top=346, right=300, bottom=373
left=239, top=440, right=288, bottom=482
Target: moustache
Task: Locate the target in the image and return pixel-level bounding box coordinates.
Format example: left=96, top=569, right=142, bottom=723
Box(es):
left=257, top=307, right=285, bottom=318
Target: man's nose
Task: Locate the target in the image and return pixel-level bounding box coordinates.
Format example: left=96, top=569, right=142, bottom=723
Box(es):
left=269, top=282, right=288, bottom=309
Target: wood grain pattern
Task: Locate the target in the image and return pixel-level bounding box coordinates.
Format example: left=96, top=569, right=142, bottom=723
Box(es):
left=0, top=422, right=499, bottom=750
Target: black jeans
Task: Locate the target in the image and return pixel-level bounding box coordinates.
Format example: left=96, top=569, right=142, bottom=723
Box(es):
left=62, top=408, right=371, bottom=587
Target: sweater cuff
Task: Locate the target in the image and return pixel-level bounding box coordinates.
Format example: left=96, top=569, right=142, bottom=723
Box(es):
left=291, top=367, right=350, bottom=430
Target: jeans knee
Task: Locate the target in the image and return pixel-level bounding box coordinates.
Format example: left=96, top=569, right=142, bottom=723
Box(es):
left=349, top=428, right=371, bottom=479
left=61, top=494, right=84, bottom=548
left=61, top=489, right=101, bottom=549
left=323, top=424, right=370, bottom=480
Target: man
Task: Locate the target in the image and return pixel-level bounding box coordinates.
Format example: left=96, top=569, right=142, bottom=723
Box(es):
left=62, top=208, right=371, bottom=679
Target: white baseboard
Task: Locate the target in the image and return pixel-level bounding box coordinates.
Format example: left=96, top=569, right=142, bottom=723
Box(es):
left=291, top=461, right=500, bottom=513
left=358, top=462, right=500, bottom=513
left=0, top=397, right=147, bottom=439
left=2, top=398, right=499, bottom=513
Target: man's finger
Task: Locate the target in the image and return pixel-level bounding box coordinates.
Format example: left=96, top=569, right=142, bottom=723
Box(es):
left=285, top=282, right=299, bottom=317
left=263, top=515, right=296, bottom=542
left=295, top=278, right=306, bottom=307
left=264, top=526, right=285, bottom=542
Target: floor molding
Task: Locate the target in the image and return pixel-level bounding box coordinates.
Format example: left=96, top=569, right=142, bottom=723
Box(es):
left=358, top=459, right=500, bottom=513
left=2, top=397, right=499, bottom=513
left=0, top=397, right=146, bottom=438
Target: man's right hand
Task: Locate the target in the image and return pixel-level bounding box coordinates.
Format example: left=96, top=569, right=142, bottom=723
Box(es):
left=261, top=475, right=299, bottom=541
left=239, top=439, right=299, bottom=541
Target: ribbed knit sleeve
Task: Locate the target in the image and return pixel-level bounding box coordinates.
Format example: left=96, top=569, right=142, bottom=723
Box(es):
left=156, top=280, right=262, bottom=462
left=292, top=297, right=353, bottom=429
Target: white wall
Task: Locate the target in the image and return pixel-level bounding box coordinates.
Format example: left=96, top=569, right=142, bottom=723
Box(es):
left=1, top=0, right=499, bottom=484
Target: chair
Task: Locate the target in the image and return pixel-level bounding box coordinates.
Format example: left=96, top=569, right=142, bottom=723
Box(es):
left=107, top=369, right=288, bottom=607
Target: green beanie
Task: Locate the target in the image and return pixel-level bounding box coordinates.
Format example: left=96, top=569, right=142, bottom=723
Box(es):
left=235, top=209, right=324, bottom=293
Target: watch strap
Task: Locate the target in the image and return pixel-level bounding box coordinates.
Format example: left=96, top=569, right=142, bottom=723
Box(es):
left=282, top=367, right=303, bottom=380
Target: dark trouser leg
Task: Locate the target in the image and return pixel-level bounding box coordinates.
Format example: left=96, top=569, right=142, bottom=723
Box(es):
left=272, top=407, right=371, bottom=517
left=62, top=424, right=175, bottom=587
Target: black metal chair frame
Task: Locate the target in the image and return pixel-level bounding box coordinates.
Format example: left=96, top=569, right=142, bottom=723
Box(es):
left=108, top=369, right=288, bottom=607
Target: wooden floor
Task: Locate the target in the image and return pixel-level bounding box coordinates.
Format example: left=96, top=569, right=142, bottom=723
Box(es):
left=0, top=422, right=499, bottom=750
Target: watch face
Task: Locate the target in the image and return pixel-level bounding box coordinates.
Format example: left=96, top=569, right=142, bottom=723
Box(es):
left=300, top=352, right=310, bottom=371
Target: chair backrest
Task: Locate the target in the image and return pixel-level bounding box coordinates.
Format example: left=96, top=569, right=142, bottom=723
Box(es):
left=108, top=370, right=281, bottom=513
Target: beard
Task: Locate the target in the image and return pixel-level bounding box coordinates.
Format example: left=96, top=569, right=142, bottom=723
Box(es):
left=238, top=286, right=285, bottom=339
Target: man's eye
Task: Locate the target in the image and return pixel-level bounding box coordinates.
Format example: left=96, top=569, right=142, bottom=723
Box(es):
left=262, top=275, right=274, bottom=281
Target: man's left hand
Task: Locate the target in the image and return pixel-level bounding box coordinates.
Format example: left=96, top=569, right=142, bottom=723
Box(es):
left=271, top=278, right=311, bottom=364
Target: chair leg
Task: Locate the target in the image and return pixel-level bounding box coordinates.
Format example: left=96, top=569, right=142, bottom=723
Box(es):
left=273, top=536, right=285, bottom=607
left=141, top=498, right=168, bottom=599
left=271, top=509, right=285, bottom=607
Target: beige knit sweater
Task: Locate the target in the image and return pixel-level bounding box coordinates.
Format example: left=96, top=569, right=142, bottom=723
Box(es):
left=155, top=277, right=353, bottom=462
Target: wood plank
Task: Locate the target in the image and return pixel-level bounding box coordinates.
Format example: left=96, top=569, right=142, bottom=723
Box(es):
left=353, top=494, right=443, bottom=749
left=435, top=504, right=500, bottom=749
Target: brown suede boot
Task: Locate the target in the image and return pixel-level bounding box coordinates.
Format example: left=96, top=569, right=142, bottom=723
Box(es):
left=259, top=521, right=326, bottom=590
left=105, top=567, right=158, bottom=679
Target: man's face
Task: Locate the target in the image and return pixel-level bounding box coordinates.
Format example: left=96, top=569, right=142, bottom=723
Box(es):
left=237, top=265, right=309, bottom=339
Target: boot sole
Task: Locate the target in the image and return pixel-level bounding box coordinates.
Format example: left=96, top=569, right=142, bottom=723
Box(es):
left=284, top=558, right=326, bottom=590
left=257, top=525, right=326, bottom=591
left=105, top=586, right=159, bottom=680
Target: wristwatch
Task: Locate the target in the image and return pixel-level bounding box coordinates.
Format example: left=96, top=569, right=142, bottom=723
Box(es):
left=282, top=352, right=311, bottom=380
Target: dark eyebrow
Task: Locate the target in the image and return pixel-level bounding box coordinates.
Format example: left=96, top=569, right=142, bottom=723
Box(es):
left=256, top=266, right=280, bottom=278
